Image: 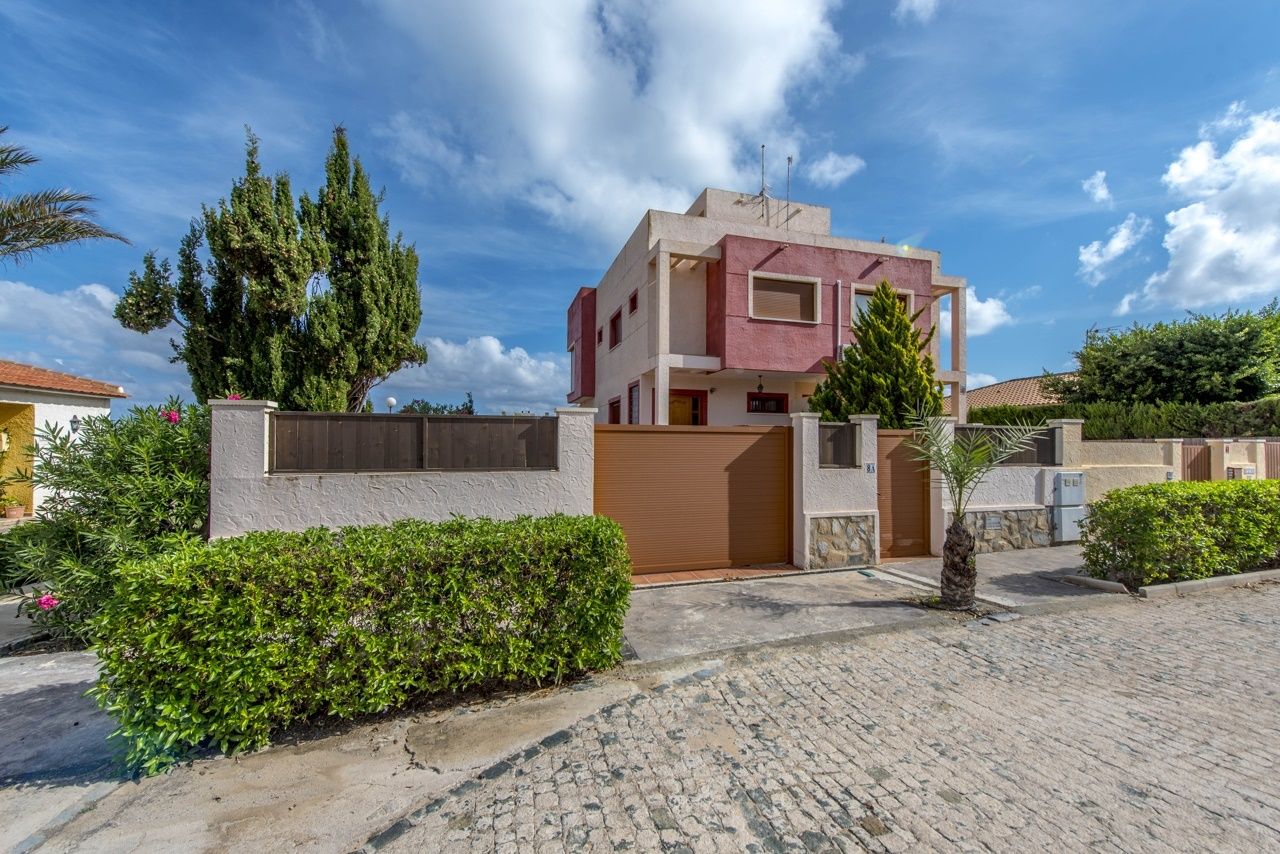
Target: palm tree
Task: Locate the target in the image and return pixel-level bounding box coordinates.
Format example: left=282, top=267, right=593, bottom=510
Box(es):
left=0, top=126, right=127, bottom=263
left=904, top=412, right=1045, bottom=609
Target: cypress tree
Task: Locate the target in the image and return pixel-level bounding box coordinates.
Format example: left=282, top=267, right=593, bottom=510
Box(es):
left=116, top=128, right=426, bottom=411
left=808, top=279, right=942, bottom=428
left=297, top=127, right=427, bottom=411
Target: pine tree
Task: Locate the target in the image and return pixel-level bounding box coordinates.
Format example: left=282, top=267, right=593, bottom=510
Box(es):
left=115, top=128, right=426, bottom=411
left=808, top=279, right=942, bottom=428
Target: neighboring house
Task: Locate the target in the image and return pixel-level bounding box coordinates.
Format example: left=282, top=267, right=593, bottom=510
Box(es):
left=0, top=359, right=126, bottom=515
left=566, top=187, right=968, bottom=425
left=958, top=373, right=1071, bottom=412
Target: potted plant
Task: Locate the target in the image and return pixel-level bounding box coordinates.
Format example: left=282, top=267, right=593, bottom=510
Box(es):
left=1, top=493, right=23, bottom=520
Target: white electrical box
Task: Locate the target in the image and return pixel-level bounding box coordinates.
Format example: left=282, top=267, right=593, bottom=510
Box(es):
left=1053, top=471, right=1086, bottom=506
left=1226, top=465, right=1257, bottom=480
left=1053, top=506, right=1087, bottom=544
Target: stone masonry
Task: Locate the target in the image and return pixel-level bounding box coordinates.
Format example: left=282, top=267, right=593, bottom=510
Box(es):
left=957, top=507, right=1052, bottom=553
left=378, top=586, right=1280, bottom=853
left=808, top=514, right=876, bottom=569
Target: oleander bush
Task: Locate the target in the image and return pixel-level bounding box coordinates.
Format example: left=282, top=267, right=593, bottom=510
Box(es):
left=90, top=514, right=631, bottom=774
left=969, top=397, right=1280, bottom=440
left=0, top=400, right=210, bottom=636
left=1081, top=481, right=1280, bottom=589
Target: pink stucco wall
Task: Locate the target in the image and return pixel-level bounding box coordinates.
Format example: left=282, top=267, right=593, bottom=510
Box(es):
left=707, top=235, right=936, bottom=373
left=566, top=287, right=596, bottom=402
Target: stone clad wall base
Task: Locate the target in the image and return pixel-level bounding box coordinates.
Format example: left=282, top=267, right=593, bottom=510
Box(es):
left=953, top=508, right=1052, bottom=553
left=808, top=514, right=877, bottom=569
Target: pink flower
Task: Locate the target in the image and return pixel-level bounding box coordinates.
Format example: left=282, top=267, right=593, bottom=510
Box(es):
left=226, top=393, right=243, bottom=400
left=162, top=409, right=181, bottom=424
left=37, top=594, right=60, bottom=611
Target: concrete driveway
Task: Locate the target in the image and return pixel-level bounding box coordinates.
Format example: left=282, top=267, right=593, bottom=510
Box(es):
left=880, top=544, right=1105, bottom=608
left=623, top=569, right=939, bottom=662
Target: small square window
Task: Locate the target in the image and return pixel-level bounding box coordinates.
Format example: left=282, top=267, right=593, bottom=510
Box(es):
left=750, top=274, right=819, bottom=323
left=854, top=289, right=910, bottom=319
left=747, top=392, right=789, bottom=414
left=609, top=310, right=622, bottom=349
left=627, top=382, right=640, bottom=424
left=628, top=290, right=638, bottom=314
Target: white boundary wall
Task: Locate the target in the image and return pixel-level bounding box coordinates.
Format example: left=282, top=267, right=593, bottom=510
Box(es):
left=208, top=400, right=596, bottom=539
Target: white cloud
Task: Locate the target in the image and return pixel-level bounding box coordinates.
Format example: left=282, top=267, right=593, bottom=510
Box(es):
left=372, top=0, right=845, bottom=243
left=967, top=372, right=998, bottom=389
left=941, top=288, right=1013, bottom=337
left=894, top=0, right=939, bottom=23
left=1082, top=170, right=1112, bottom=206
left=387, top=336, right=567, bottom=414
left=1121, top=104, right=1280, bottom=313
left=0, top=280, right=190, bottom=406
left=1077, top=212, right=1151, bottom=286
left=804, top=151, right=866, bottom=188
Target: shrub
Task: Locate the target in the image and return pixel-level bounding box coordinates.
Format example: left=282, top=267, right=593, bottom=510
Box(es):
left=90, top=514, right=631, bottom=774
left=0, top=400, right=210, bottom=636
left=969, top=398, right=1280, bottom=440
left=1081, top=481, right=1280, bottom=588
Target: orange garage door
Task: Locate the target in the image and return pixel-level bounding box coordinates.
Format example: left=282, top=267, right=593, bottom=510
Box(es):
left=594, top=425, right=791, bottom=574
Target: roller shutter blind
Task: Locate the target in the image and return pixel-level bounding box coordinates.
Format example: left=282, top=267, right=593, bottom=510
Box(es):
left=752, top=277, right=816, bottom=322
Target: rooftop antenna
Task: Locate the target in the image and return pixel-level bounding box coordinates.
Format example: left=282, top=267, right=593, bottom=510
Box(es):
left=785, top=155, right=793, bottom=230
left=757, top=143, right=772, bottom=224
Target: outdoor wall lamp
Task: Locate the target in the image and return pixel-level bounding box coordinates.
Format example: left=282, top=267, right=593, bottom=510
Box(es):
left=69, top=415, right=81, bottom=434
left=756, top=375, right=765, bottom=394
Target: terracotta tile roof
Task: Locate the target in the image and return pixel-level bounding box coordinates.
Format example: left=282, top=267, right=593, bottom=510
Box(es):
left=0, top=359, right=127, bottom=399
left=965, top=373, right=1069, bottom=410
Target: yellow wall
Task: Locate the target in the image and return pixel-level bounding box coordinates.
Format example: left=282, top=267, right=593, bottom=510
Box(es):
left=0, top=402, right=35, bottom=513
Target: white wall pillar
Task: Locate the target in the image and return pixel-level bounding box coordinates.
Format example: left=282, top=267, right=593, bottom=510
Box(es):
left=929, top=417, right=956, bottom=557
left=791, top=412, right=879, bottom=569
left=208, top=399, right=277, bottom=539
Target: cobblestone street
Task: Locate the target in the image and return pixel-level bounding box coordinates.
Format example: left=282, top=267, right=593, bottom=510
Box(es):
left=377, top=586, right=1280, bottom=853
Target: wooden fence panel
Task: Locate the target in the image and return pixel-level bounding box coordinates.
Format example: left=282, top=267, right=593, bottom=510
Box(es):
left=955, top=425, right=1061, bottom=466
left=1267, top=441, right=1280, bottom=479
left=270, top=413, right=557, bottom=473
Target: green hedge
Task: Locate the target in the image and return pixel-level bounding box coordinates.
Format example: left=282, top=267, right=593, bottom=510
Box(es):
left=1081, top=481, right=1280, bottom=589
left=969, top=397, right=1280, bottom=440
left=90, top=514, right=631, bottom=773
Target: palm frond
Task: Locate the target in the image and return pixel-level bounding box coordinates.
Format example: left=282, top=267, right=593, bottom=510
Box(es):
left=0, top=191, right=128, bottom=263
left=0, top=126, right=39, bottom=176
left=903, top=406, right=1046, bottom=519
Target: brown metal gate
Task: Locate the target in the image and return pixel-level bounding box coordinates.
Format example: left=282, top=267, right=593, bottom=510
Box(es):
left=594, top=425, right=791, bottom=575
left=1267, top=442, right=1280, bottom=480
left=1183, top=440, right=1211, bottom=481
left=877, top=430, right=931, bottom=559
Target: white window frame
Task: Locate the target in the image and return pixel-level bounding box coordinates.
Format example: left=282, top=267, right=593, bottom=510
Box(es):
left=747, top=270, right=822, bottom=325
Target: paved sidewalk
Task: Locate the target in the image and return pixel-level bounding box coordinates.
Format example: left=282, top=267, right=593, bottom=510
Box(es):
left=883, top=543, right=1103, bottom=607
left=377, top=585, right=1280, bottom=853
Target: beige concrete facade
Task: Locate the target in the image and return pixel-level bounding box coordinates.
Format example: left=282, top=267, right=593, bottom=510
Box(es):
left=572, top=188, right=968, bottom=426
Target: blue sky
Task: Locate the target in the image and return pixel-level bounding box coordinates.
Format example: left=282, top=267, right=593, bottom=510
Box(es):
left=3, top=0, right=1280, bottom=412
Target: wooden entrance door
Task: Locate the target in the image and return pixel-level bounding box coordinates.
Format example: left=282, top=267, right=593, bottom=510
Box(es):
left=876, top=430, right=930, bottom=558
left=668, top=389, right=707, bottom=426
left=594, top=425, right=791, bottom=574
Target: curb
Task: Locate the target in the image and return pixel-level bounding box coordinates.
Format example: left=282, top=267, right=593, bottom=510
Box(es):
left=1060, top=575, right=1131, bottom=594
left=1138, top=567, right=1280, bottom=599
